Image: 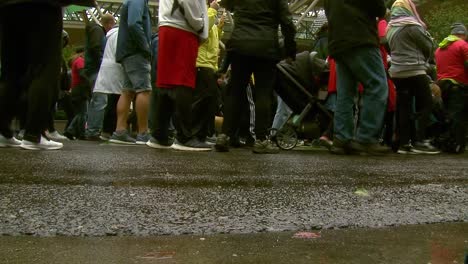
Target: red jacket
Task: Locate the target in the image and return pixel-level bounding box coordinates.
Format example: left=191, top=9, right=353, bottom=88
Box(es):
left=435, top=39, right=468, bottom=85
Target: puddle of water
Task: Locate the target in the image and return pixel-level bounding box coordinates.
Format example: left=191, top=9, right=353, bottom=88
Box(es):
left=0, top=223, right=466, bottom=264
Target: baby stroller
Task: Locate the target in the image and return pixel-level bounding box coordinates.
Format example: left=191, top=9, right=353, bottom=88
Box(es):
left=274, top=51, right=331, bottom=149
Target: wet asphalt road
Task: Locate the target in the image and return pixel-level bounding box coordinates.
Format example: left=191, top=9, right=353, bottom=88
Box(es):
left=0, top=141, right=467, bottom=237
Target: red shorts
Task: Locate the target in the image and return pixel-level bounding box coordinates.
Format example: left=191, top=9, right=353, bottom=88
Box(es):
left=157, top=26, right=199, bottom=89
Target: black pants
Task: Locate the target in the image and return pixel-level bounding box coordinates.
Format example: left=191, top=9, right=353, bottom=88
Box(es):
left=222, top=53, right=277, bottom=140
left=441, top=81, right=468, bottom=150
left=192, top=67, right=218, bottom=140
left=393, top=75, right=432, bottom=145
left=0, top=4, right=62, bottom=142
left=151, top=86, right=194, bottom=143
left=102, top=94, right=120, bottom=134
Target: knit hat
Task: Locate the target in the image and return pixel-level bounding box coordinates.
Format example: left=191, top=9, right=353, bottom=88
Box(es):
left=451, top=23, right=467, bottom=35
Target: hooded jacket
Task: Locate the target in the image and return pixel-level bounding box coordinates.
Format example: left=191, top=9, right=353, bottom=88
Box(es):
left=435, top=36, right=468, bottom=85
left=386, top=0, right=434, bottom=78
left=324, top=0, right=386, bottom=57
left=115, top=0, right=152, bottom=62
left=0, top=0, right=94, bottom=7
left=224, top=0, right=296, bottom=61
left=159, top=0, right=209, bottom=41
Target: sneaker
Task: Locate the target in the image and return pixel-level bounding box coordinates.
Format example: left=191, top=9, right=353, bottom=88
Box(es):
left=397, top=144, right=418, bottom=154
left=146, top=137, right=173, bottom=149
left=413, top=140, right=441, bottom=154
left=171, top=138, right=212, bottom=151
left=109, top=130, right=136, bottom=145
left=330, top=138, right=350, bottom=155
left=0, top=134, right=22, bottom=148
left=349, top=141, right=391, bottom=155
left=99, top=133, right=111, bottom=141
left=63, top=131, right=76, bottom=140
left=136, top=132, right=150, bottom=145
left=84, top=134, right=102, bottom=141
left=15, top=129, right=25, bottom=141
left=252, top=139, right=280, bottom=154
left=45, top=130, right=68, bottom=141
left=318, top=136, right=333, bottom=150
left=20, top=136, right=63, bottom=150
left=215, top=134, right=230, bottom=152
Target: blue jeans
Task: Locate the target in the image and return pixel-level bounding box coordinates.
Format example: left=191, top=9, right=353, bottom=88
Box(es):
left=334, top=46, right=388, bottom=144
left=272, top=95, right=292, bottom=134
left=86, top=92, right=107, bottom=136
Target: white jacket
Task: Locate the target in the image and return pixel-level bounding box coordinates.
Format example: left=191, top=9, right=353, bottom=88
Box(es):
left=158, top=0, right=209, bottom=41
left=93, top=27, right=125, bottom=94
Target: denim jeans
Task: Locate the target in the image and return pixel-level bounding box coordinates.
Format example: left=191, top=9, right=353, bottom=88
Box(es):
left=272, top=95, right=292, bottom=134
left=86, top=92, right=108, bottom=136
left=334, top=46, right=388, bottom=143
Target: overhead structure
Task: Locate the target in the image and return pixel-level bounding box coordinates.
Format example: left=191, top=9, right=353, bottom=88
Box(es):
left=63, top=0, right=326, bottom=40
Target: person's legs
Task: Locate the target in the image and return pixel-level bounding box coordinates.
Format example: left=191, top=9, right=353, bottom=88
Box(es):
left=192, top=67, right=218, bottom=141
left=446, top=85, right=468, bottom=153
left=252, top=58, right=277, bottom=140
left=135, top=91, right=151, bottom=134
left=150, top=89, right=174, bottom=143
left=21, top=7, right=62, bottom=143
left=333, top=57, right=359, bottom=143
left=86, top=92, right=108, bottom=137
left=173, top=86, right=194, bottom=143
left=393, top=78, right=412, bottom=146
left=102, top=94, right=119, bottom=135
left=271, top=96, right=292, bottom=134
left=344, top=47, right=388, bottom=144
left=411, top=75, right=433, bottom=142
left=115, top=91, right=134, bottom=132
left=221, top=53, right=253, bottom=138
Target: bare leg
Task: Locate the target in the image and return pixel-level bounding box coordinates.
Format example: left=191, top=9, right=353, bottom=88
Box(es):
left=115, top=91, right=135, bottom=131
left=135, top=91, right=151, bottom=133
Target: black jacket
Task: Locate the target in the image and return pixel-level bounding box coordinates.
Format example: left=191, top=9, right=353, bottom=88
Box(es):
left=224, top=0, right=296, bottom=61
left=324, top=0, right=386, bottom=57
left=84, top=22, right=106, bottom=76
left=0, top=0, right=94, bottom=7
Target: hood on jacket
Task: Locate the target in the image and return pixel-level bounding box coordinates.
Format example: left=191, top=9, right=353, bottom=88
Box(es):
left=438, top=35, right=462, bottom=49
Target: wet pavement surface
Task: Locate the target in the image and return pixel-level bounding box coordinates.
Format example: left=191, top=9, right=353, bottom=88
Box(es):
left=1, top=141, right=467, bottom=237
left=0, top=223, right=466, bottom=263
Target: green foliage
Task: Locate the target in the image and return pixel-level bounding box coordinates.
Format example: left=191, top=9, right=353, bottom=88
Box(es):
left=418, top=0, right=468, bottom=44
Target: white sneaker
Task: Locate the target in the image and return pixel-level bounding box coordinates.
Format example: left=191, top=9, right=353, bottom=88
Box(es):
left=45, top=130, right=68, bottom=141
left=0, top=134, right=22, bottom=148
left=20, top=136, right=64, bottom=150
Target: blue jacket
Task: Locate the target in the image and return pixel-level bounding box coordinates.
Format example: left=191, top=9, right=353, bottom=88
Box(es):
left=116, top=0, right=152, bottom=62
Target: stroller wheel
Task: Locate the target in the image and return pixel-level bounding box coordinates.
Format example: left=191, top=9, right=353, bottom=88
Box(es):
left=276, top=125, right=298, bottom=150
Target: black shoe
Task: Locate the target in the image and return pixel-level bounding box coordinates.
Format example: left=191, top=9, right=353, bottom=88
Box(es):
left=349, top=141, right=391, bottom=155
left=215, top=134, right=229, bottom=152
left=413, top=140, right=440, bottom=154
left=330, top=138, right=350, bottom=155
left=252, top=139, right=280, bottom=154
left=397, top=144, right=418, bottom=154
left=84, top=134, right=101, bottom=141
left=63, top=131, right=75, bottom=140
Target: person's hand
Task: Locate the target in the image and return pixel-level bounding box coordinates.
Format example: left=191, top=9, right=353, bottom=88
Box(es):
left=210, top=0, right=219, bottom=10
left=218, top=14, right=225, bottom=28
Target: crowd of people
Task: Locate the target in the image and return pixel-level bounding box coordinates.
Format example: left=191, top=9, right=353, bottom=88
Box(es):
left=0, top=0, right=467, bottom=155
